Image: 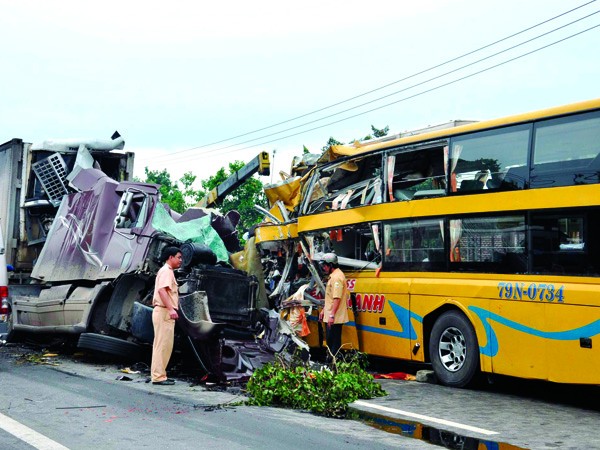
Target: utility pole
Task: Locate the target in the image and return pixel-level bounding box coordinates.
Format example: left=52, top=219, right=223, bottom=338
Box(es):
left=271, top=149, right=276, bottom=184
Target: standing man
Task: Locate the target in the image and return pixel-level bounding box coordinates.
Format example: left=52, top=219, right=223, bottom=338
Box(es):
left=318, top=252, right=349, bottom=360
left=151, top=246, right=182, bottom=385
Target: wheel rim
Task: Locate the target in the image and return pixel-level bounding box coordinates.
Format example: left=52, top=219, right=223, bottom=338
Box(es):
left=438, top=326, right=467, bottom=372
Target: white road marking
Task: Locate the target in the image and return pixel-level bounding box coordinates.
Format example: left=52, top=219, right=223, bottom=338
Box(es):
left=353, top=400, right=499, bottom=436
left=0, top=412, right=69, bottom=449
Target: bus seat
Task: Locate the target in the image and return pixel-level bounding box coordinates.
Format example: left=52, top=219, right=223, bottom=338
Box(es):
left=428, top=250, right=445, bottom=262
left=459, top=180, right=484, bottom=191
left=500, top=166, right=528, bottom=190
left=393, top=189, right=413, bottom=201
left=588, top=151, right=600, bottom=169
left=486, top=176, right=502, bottom=189
left=412, top=189, right=445, bottom=199
left=503, top=252, right=527, bottom=272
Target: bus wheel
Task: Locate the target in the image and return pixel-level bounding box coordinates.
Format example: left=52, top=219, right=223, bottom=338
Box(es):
left=429, top=310, right=479, bottom=388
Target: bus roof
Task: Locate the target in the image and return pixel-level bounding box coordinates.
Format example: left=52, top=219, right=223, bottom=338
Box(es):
left=321, top=98, right=600, bottom=162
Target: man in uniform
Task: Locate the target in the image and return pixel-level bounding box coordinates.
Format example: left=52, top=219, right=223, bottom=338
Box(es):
left=151, top=246, right=182, bottom=385
left=318, top=252, right=349, bottom=360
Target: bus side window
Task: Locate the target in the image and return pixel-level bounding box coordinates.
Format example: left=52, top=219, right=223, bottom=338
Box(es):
left=389, top=146, right=446, bottom=202
left=531, top=111, right=600, bottom=188
left=383, top=219, right=445, bottom=271
left=531, top=210, right=599, bottom=276
left=450, top=124, right=530, bottom=193
left=305, top=154, right=383, bottom=214
left=450, top=215, right=527, bottom=274
left=325, top=224, right=381, bottom=268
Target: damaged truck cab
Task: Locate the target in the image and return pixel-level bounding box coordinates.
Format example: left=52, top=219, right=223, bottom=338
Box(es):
left=2, top=135, right=260, bottom=368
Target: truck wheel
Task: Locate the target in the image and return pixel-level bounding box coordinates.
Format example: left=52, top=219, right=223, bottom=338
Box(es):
left=77, top=333, right=146, bottom=360
left=429, top=310, right=479, bottom=387
left=5, top=309, right=16, bottom=342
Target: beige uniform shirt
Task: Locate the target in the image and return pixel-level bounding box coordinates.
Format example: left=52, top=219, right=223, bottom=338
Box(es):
left=323, top=268, right=349, bottom=324
left=153, top=264, right=179, bottom=309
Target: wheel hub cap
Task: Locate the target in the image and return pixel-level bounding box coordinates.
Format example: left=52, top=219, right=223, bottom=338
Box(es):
left=438, top=326, right=467, bottom=372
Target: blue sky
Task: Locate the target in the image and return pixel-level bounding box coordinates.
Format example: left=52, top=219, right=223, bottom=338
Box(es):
left=1, top=1, right=598, bottom=184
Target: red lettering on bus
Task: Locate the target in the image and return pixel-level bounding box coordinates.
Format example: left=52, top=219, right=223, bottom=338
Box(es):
left=363, top=294, right=374, bottom=312
left=347, top=293, right=385, bottom=313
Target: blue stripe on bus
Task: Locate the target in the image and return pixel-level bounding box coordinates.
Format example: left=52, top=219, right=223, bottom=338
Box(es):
left=307, top=301, right=423, bottom=339
left=469, top=305, right=600, bottom=357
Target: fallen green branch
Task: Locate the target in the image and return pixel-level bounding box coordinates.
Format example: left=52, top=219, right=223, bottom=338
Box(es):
left=246, top=351, right=386, bottom=418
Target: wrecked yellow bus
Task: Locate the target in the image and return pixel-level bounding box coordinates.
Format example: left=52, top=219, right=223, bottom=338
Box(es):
left=264, top=98, right=600, bottom=387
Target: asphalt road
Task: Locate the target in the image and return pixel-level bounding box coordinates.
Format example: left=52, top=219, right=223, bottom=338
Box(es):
left=351, top=375, right=600, bottom=450
left=0, top=344, right=433, bottom=450
left=3, top=343, right=600, bottom=450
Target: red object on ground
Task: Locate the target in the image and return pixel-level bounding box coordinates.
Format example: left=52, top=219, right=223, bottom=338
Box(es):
left=373, top=372, right=416, bottom=381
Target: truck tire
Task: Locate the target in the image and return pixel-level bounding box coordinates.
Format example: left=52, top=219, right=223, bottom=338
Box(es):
left=429, top=310, right=480, bottom=388
left=5, top=309, right=16, bottom=343
left=77, top=333, right=146, bottom=360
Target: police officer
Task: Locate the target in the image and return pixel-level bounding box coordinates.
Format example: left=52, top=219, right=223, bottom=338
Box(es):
left=318, top=253, right=349, bottom=359
left=151, top=246, right=182, bottom=385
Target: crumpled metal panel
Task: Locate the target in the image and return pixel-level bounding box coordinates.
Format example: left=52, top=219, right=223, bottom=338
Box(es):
left=31, top=169, right=154, bottom=283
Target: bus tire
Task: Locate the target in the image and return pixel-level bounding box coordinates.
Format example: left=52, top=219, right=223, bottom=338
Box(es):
left=429, top=310, right=479, bottom=388
left=77, top=333, right=146, bottom=360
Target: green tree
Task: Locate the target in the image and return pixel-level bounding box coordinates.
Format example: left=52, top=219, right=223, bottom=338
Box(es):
left=318, top=125, right=389, bottom=152
left=143, top=168, right=203, bottom=213
left=371, top=124, right=389, bottom=138
left=321, top=137, right=344, bottom=153
left=200, top=161, right=267, bottom=235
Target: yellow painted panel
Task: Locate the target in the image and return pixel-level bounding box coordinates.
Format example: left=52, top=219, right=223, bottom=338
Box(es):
left=254, top=223, right=298, bottom=243
left=304, top=271, right=600, bottom=384
left=299, top=184, right=600, bottom=232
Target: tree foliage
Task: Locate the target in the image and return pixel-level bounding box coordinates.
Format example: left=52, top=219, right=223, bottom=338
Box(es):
left=370, top=124, right=390, bottom=139
left=144, top=124, right=387, bottom=231
left=143, top=168, right=203, bottom=213
left=143, top=162, right=266, bottom=235
left=318, top=125, right=389, bottom=153
left=321, top=136, right=344, bottom=153
left=200, top=160, right=267, bottom=234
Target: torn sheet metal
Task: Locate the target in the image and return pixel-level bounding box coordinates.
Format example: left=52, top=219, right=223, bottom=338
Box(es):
left=177, top=208, right=241, bottom=253
left=264, top=176, right=302, bottom=212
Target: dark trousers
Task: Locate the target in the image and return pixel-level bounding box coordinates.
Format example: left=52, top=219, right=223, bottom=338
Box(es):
left=326, top=323, right=343, bottom=358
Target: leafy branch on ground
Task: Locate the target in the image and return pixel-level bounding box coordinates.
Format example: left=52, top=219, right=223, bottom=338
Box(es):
left=245, top=351, right=386, bottom=418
